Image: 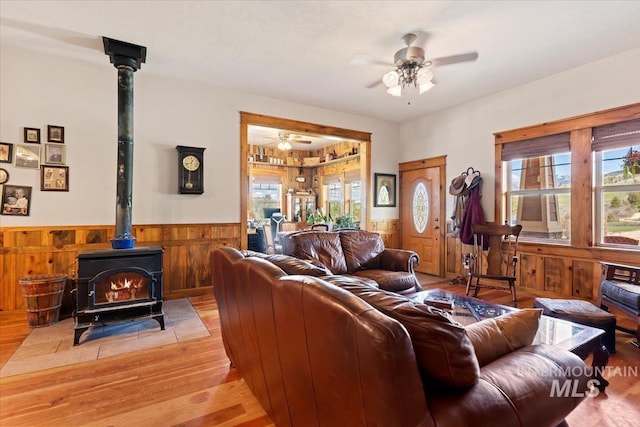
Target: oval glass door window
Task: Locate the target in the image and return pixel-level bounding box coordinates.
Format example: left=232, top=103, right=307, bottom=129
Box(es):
left=413, top=182, right=429, bottom=233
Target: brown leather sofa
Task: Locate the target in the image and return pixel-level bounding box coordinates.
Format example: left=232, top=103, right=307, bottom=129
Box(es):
left=281, top=229, right=420, bottom=294
left=212, top=247, right=590, bottom=427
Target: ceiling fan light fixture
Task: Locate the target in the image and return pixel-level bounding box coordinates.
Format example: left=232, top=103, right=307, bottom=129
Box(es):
left=382, top=70, right=400, bottom=88
left=419, top=80, right=436, bottom=94
left=386, top=85, right=402, bottom=97
left=277, top=141, right=292, bottom=151
left=416, top=68, right=434, bottom=85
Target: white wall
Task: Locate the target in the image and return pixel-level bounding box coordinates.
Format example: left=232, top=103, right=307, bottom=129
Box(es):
left=0, top=44, right=400, bottom=227
left=399, top=48, right=640, bottom=222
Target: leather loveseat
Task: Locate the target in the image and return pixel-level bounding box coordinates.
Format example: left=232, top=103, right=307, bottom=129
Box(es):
left=281, top=229, right=420, bottom=294
left=212, top=247, right=590, bottom=427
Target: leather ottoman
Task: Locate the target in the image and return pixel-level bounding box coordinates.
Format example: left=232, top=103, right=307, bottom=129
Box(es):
left=533, top=298, right=617, bottom=353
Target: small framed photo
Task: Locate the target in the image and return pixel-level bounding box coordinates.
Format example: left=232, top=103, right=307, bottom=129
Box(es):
left=24, top=127, right=41, bottom=144
left=2, top=185, right=32, bottom=216
left=44, top=143, right=66, bottom=165
left=41, top=165, right=69, bottom=191
left=374, top=173, right=397, bottom=207
left=47, top=125, right=65, bottom=143
left=0, top=142, right=13, bottom=163
left=15, top=144, right=41, bottom=169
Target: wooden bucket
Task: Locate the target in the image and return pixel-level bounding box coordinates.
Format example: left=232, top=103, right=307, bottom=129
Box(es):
left=19, top=275, right=67, bottom=328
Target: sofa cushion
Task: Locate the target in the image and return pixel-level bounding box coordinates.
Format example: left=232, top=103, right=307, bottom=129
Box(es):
left=601, top=280, right=640, bottom=310
left=337, top=282, right=479, bottom=389
left=352, top=269, right=416, bottom=293
left=242, top=251, right=332, bottom=276
left=285, top=232, right=348, bottom=274
left=320, top=274, right=380, bottom=289
left=339, top=230, right=384, bottom=272
left=465, top=309, right=542, bottom=367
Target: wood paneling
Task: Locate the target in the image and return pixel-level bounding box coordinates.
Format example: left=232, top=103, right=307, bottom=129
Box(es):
left=444, top=235, right=638, bottom=304
left=0, top=223, right=241, bottom=311
left=370, top=219, right=400, bottom=249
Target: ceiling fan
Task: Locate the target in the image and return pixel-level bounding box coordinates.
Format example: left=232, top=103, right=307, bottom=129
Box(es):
left=264, top=131, right=312, bottom=151
left=352, top=32, right=478, bottom=97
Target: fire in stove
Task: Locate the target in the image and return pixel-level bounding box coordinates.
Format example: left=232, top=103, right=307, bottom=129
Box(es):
left=106, top=276, right=145, bottom=302
left=92, top=270, right=151, bottom=306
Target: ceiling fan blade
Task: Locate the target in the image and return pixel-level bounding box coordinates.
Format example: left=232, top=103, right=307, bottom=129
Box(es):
left=365, top=79, right=383, bottom=89
left=350, top=54, right=394, bottom=67
left=293, top=140, right=312, bottom=144
left=430, top=52, right=479, bottom=67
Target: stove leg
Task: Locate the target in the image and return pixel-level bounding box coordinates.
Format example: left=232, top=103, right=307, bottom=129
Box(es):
left=74, top=326, right=89, bottom=346
left=153, top=314, right=165, bottom=331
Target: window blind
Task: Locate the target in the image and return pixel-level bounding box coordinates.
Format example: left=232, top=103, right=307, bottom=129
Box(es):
left=253, top=175, right=282, bottom=185
left=592, top=118, right=640, bottom=152
left=501, top=132, right=571, bottom=161
left=344, top=169, right=361, bottom=183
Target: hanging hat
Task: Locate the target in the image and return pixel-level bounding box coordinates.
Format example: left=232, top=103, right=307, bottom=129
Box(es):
left=449, top=175, right=467, bottom=195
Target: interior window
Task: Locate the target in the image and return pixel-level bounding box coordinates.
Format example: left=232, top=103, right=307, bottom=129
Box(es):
left=346, top=180, right=361, bottom=219
left=252, top=180, right=282, bottom=220
left=326, top=181, right=342, bottom=219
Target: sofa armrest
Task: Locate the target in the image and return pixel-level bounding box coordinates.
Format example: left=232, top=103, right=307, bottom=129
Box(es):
left=380, top=249, right=419, bottom=273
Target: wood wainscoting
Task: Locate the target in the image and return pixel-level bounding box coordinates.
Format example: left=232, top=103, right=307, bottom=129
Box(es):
left=370, top=219, right=400, bottom=249
left=445, top=232, right=640, bottom=302
left=0, top=223, right=241, bottom=311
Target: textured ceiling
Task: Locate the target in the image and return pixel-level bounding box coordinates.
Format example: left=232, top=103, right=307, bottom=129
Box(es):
left=1, top=1, right=640, bottom=123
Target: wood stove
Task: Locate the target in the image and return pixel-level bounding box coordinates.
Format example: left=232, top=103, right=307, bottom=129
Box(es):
left=74, top=246, right=164, bottom=345
left=71, top=37, right=161, bottom=346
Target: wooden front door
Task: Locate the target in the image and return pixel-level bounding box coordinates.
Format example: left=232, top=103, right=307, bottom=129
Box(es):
left=400, top=160, right=444, bottom=275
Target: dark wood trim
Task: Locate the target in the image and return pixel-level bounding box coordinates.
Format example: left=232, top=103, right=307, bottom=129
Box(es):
left=494, top=103, right=640, bottom=145
left=239, top=112, right=372, bottom=248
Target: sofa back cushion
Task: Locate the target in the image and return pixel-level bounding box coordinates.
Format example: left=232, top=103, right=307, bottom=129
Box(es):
left=338, top=282, right=480, bottom=389
left=339, top=230, right=384, bottom=273
left=242, top=250, right=332, bottom=276
left=283, top=231, right=348, bottom=274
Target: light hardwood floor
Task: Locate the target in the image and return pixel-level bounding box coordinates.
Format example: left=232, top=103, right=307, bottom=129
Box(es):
left=1, top=277, right=638, bottom=426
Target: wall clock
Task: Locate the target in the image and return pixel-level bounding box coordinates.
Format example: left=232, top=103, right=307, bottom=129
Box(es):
left=0, top=168, right=8, bottom=184
left=176, top=145, right=206, bottom=194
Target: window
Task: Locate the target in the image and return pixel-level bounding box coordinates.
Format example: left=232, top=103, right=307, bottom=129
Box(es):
left=497, top=108, right=640, bottom=250
left=593, top=119, right=640, bottom=246
left=326, top=181, right=342, bottom=219
left=502, top=133, right=571, bottom=242
left=252, top=180, right=282, bottom=219
left=346, top=180, right=361, bottom=219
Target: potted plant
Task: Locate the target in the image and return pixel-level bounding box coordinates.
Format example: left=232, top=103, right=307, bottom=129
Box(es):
left=334, top=214, right=356, bottom=229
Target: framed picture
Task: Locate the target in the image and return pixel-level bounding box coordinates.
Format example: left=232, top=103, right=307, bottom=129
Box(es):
left=47, top=125, right=65, bottom=143
left=41, top=165, right=69, bottom=191
left=44, top=143, right=66, bottom=164
left=0, top=142, right=12, bottom=163
left=2, top=185, right=32, bottom=216
left=15, top=144, right=41, bottom=169
left=24, top=127, right=41, bottom=144
left=374, top=173, right=396, bottom=207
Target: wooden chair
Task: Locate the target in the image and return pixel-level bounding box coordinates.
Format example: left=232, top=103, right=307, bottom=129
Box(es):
left=262, top=224, right=282, bottom=254
left=311, top=223, right=329, bottom=231
left=465, top=223, right=523, bottom=304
